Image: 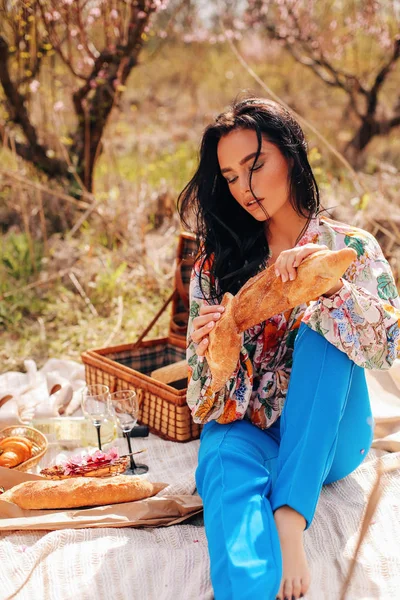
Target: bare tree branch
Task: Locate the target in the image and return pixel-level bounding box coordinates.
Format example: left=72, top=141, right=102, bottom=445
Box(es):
left=252, top=2, right=400, bottom=157
left=37, top=2, right=88, bottom=82
left=386, top=114, right=400, bottom=131
left=0, top=35, right=68, bottom=178
left=366, top=37, right=400, bottom=117
left=70, top=1, right=153, bottom=190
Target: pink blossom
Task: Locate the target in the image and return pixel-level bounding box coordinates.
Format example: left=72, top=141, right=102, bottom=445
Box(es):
left=70, top=29, right=78, bottom=37
left=90, top=7, right=101, bottom=18
left=89, top=450, right=107, bottom=462
left=29, top=80, right=40, bottom=93
left=151, top=0, right=168, bottom=10
left=53, top=101, right=65, bottom=112
left=110, top=9, right=119, bottom=19
left=137, top=11, right=147, bottom=19
left=107, top=447, right=120, bottom=460
left=54, top=447, right=120, bottom=476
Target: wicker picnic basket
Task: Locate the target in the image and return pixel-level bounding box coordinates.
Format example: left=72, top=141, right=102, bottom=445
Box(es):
left=81, top=232, right=202, bottom=442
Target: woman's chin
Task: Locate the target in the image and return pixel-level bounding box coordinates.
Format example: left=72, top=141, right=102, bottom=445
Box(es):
left=245, top=204, right=269, bottom=221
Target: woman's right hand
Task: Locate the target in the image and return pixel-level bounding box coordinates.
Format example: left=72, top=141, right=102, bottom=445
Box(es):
left=191, top=304, right=225, bottom=357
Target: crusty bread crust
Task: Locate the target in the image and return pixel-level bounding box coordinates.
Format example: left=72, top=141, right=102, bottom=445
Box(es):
left=206, top=292, right=242, bottom=393
left=206, top=248, right=356, bottom=392
left=1, top=475, right=166, bottom=509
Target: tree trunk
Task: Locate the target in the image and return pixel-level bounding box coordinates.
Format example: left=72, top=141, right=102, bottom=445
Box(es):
left=344, top=117, right=381, bottom=165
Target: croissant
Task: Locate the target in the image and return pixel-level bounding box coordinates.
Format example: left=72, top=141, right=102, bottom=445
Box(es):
left=0, top=436, right=33, bottom=467
left=206, top=247, right=357, bottom=392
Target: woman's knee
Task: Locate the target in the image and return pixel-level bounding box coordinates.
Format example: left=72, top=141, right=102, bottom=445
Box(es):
left=199, top=419, right=266, bottom=461
left=196, top=420, right=278, bottom=499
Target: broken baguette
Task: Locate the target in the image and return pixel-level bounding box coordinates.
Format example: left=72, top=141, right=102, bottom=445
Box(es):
left=0, top=475, right=167, bottom=509
left=206, top=247, right=356, bottom=392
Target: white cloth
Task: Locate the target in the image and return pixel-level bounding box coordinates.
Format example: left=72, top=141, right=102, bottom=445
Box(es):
left=0, top=361, right=399, bottom=599
left=0, top=359, right=86, bottom=425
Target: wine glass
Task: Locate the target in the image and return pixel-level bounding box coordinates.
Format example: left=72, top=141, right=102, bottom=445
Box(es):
left=81, top=384, right=110, bottom=450
left=108, top=390, right=149, bottom=475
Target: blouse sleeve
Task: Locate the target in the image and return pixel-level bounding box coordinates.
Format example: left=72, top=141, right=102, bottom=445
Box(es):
left=186, top=256, right=254, bottom=424
left=302, top=231, right=400, bottom=370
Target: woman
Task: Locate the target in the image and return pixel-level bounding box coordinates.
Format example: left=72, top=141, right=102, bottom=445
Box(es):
left=177, top=97, right=400, bottom=600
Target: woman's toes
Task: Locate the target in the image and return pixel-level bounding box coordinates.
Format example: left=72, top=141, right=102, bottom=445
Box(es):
left=301, top=574, right=311, bottom=597
left=292, top=577, right=302, bottom=598
left=283, top=580, right=293, bottom=600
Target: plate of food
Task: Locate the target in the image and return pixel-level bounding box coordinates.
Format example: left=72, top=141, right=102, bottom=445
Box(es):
left=0, top=426, right=48, bottom=471
left=40, top=446, right=131, bottom=479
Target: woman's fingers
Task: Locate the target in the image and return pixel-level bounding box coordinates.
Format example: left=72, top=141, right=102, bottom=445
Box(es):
left=192, top=308, right=224, bottom=336
left=196, top=337, right=209, bottom=357
left=199, top=304, right=225, bottom=316
left=275, top=251, right=297, bottom=282
left=275, top=245, right=329, bottom=282
left=279, top=252, right=297, bottom=282
left=193, top=320, right=216, bottom=357
left=191, top=304, right=225, bottom=352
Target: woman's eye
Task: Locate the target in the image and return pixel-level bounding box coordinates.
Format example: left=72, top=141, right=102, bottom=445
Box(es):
left=226, top=176, right=238, bottom=185
left=250, top=163, right=264, bottom=172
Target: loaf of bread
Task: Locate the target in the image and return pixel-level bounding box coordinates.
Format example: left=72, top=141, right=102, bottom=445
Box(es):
left=206, top=247, right=356, bottom=392
left=0, top=475, right=167, bottom=509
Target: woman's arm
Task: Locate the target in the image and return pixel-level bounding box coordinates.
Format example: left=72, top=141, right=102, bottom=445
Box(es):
left=302, top=231, right=400, bottom=370
left=186, top=258, right=253, bottom=424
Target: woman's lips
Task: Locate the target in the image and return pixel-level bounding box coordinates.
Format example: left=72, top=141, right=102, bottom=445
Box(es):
left=246, top=198, right=264, bottom=210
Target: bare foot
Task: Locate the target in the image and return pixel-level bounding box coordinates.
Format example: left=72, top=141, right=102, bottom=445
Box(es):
left=274, top=506, right=311, bottom=600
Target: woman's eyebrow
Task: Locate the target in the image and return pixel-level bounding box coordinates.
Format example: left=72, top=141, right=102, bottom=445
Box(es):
left=220, top=151, right=265, bottom=174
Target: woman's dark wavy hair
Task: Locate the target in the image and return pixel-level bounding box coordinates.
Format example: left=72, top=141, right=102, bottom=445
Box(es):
left=177, top=96, right=321, bottom=303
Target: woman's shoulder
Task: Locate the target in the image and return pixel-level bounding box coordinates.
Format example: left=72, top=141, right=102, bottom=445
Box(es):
left=319, top=215, right=378, bottom=245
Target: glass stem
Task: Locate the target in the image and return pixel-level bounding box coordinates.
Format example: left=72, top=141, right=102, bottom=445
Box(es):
left=95, top=424, right=102, bottom=450
left=125, top=431, right=137, bottom=470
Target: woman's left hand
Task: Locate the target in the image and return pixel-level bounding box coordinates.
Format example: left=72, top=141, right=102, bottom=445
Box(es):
left=274, top=243, right=343, bottom=296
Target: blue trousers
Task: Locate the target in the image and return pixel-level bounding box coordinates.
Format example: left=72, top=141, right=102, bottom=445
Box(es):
left=195, top=323, right=374, bottom=600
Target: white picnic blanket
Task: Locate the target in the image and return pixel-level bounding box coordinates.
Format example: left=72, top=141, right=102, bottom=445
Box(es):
left=0, top=360, right=400, bottom=600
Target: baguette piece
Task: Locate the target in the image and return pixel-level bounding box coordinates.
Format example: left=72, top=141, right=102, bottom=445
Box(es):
left=0, top=475, right=167, bottom=509
left=151, top=359, right=188, bottom=384
left=205, top=292, right=242, bottom=395
left=206, top=247, right=356, bottom=392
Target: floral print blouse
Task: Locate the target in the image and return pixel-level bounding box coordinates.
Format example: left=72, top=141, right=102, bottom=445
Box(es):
left=186, top=215, right=400, bottom=429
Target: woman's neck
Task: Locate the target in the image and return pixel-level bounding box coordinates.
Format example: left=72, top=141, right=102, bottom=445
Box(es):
left=265, top=204, right=311, bottom=249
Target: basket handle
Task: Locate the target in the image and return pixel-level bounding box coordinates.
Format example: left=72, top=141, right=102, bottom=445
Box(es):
left=132, top=288, right=177, bottom=349
left=174, top=257, right=193, bottom=310
left=133, top=256, right=195, bottom=348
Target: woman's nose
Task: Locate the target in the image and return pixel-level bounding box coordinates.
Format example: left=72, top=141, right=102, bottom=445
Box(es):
left=238, top=174, right=250, bottom=194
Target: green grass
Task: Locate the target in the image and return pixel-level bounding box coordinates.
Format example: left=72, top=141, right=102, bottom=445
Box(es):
left=0, top=276, right=173, bottom=373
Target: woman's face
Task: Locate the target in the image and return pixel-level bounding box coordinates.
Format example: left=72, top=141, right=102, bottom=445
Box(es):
left=217, top=128, right=291, bottom=221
